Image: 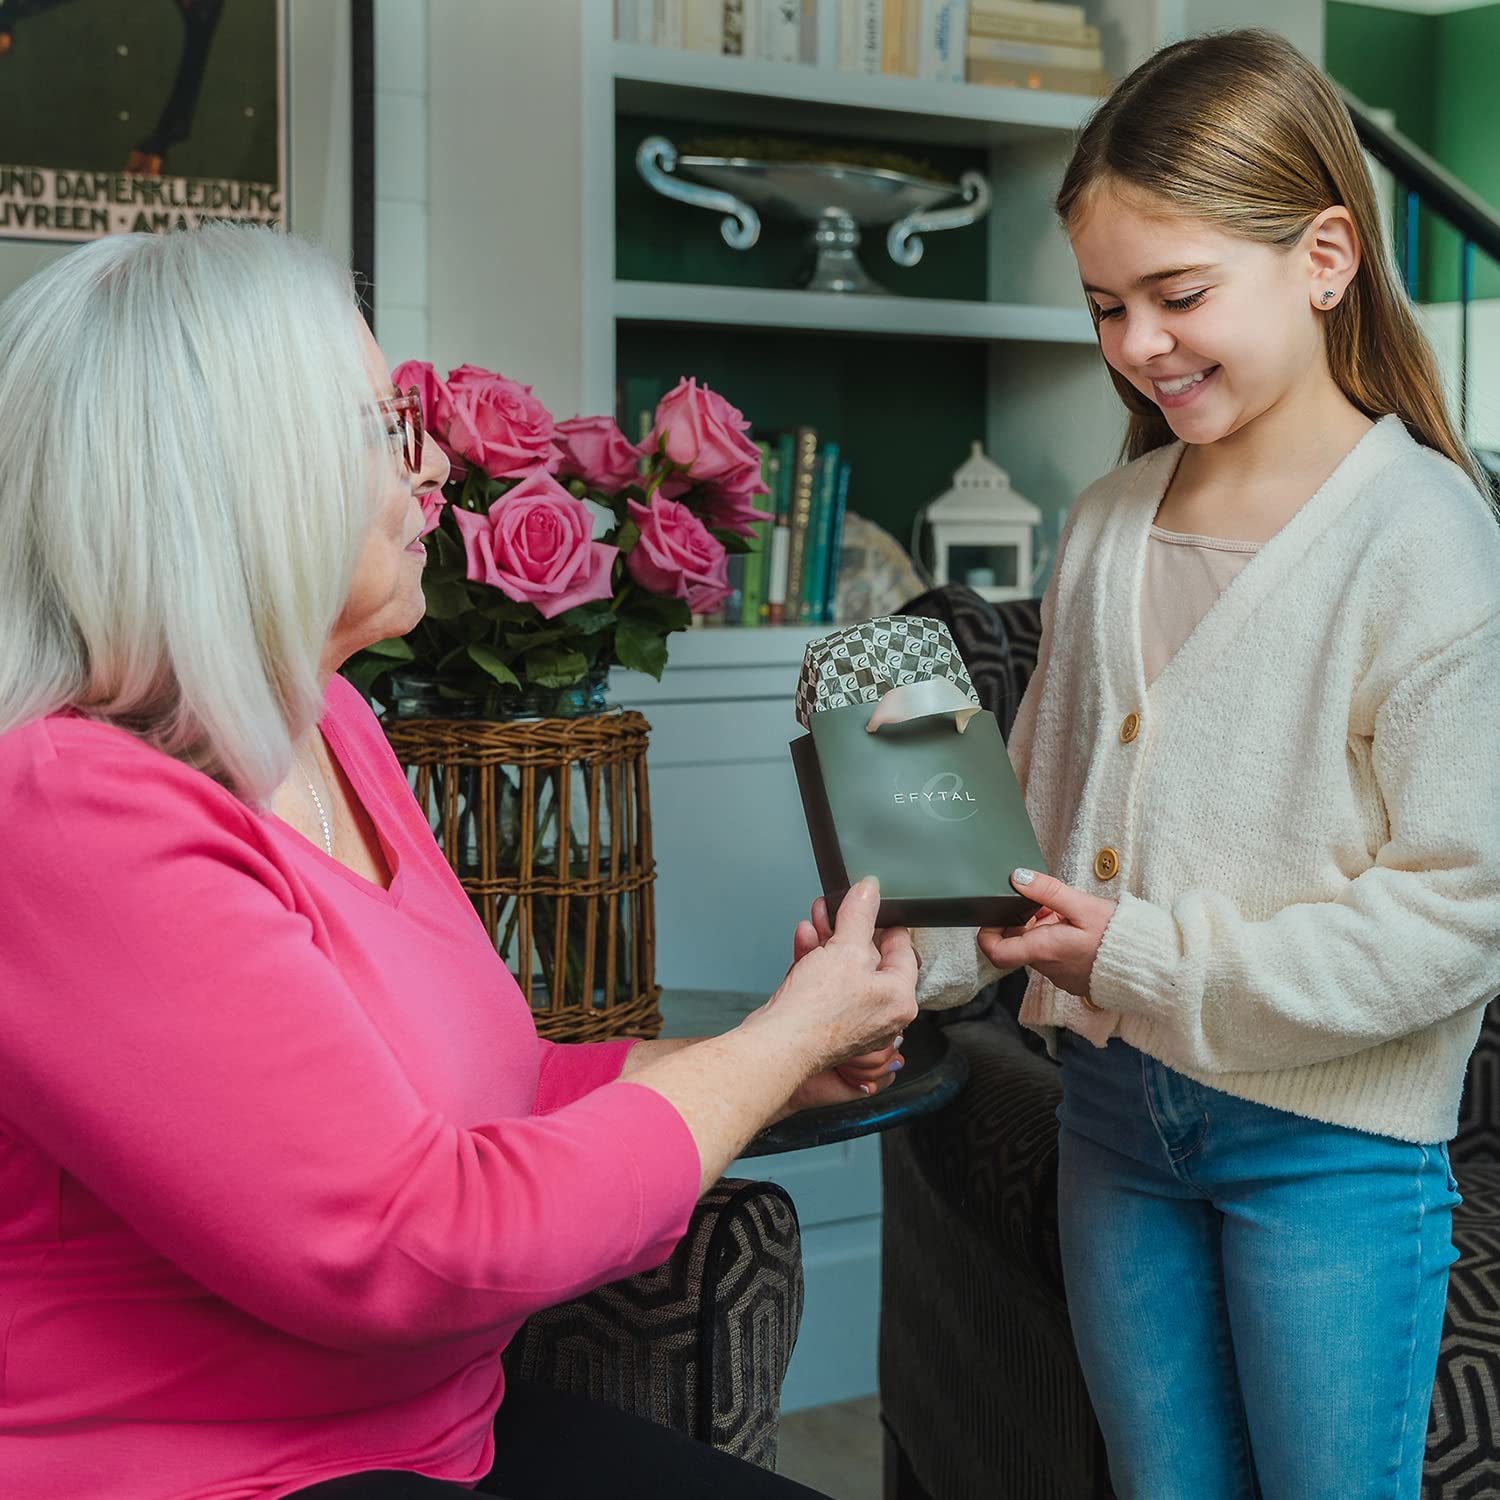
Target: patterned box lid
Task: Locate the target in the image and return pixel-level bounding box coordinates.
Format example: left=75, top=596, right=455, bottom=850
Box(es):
left=794, top=615, right=979, bottom=729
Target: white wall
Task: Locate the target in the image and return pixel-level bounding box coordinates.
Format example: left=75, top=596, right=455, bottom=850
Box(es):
left=426, top=0, right=588, bottom=416
left=373, top=0, right=430, bottom=362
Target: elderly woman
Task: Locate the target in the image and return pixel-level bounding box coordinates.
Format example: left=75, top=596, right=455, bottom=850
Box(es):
left=0, top=226, right=917, bottom=1500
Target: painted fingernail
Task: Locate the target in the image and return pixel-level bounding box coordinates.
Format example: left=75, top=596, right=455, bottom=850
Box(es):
left=888, top=1057, right=904, bottom=1073
left=894, top=1033, right=905, bottom=1050
left=861, top=1083, right=875, bottom=1095
left=1012, top=868, right=1037, bottom=886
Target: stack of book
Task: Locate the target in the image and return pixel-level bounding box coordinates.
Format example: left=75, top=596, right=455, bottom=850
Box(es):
left=964, top=1, right=1110, bottom=96
left=709, top=430, right=851, bottom=628
left=616, top=0, right=811, bottom=60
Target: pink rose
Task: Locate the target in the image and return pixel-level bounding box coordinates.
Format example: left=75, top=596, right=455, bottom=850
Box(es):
left=647, top=378, right=767, bottom=490
left=452, top=470, right=617, bottom=618
left=697, top=481, right=773, bottom=540
left=555, top=415, right=644, bottom=491
left=626, top=497, right=730, bottom=613
left=445, top=364, right=562, bottom=478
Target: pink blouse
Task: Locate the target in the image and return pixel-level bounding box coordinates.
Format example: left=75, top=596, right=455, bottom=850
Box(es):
left=0, top=675, right=701, bottom=1499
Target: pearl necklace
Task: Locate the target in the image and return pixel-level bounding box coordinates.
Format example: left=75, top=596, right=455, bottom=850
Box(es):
left=295, top=748, right=333, bottom=859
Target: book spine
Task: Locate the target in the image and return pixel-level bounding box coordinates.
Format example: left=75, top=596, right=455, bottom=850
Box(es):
left=798, top=450, right=828, bottom=624
left=969, top=14, right=1098, bottom=44
left=966, top=35, right=1102, bottom=69
left=837, top=0, right=856, bottom=68
left=944, top=0, right=967, bottom=81
left=803, top=0, right=834, bottom=63
left=739, top=442, right=773, bottom=625
left=782, top=426, right=819, bottom=620
left=701, top=0, right=726, bottom=50
left=880, top=0, right=905, bottom=74
left=823, top=460, right=850, bottom=623
left=765, top=431, right=796, bottom=624
left=966, top=56, right=1110, bottom=93
left=766, top=0, right=802, bottom=63
left=723, top=0, right=747, bottom=54
left=855, top=0, right=882, bottom=71
left=655, top=0, right=685, bottom=46
left=917, top=0, right=938, bottom=80
left=969, top=0, right=1086, bottom=23
left=616, top=0, right=641, bottom=43
left=682, top=0, right=703, bottom=50
left=802, top=441, right=840, bottom=623
left=739, top=0, right=761, bottom=57
left=903, top=0, right=922, bottom=77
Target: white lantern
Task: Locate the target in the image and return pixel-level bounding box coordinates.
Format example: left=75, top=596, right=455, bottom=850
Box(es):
left=926, top=441, right=1042, bottom=603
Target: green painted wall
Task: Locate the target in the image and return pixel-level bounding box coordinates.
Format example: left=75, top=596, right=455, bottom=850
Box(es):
left=1430, top=4, right=1500, bottom=301
left=616, top=324, right=987, bottom=543
left=1325, top=1, right=1500, bottom=304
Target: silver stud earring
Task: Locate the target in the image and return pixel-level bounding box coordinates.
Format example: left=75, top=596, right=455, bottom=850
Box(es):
left=1320, top=290, right=1337, bottom=306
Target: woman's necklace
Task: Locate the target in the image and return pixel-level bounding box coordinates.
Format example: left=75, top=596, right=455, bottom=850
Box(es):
left=295, top=744, right=333, bottom=859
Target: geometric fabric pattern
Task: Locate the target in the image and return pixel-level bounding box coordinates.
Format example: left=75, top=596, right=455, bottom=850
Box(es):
left=503, top=1178, right=804, bottom=1472
left=879, top=586, right=1500, bottom=1500
left=794, top=614, right=979, bottom=728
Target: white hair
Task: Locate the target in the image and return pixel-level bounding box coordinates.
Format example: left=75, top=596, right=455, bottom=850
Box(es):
left=0, top=225, right=381, bottom=803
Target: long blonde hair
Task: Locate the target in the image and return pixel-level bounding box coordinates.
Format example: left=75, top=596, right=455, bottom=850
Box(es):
left=0, top=225, right=380, bottom=803
left=1056, top=28, right=1484, bottom=491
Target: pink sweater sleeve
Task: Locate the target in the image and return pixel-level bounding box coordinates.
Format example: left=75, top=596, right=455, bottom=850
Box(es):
left=0, top=735, right=702, bottom=1355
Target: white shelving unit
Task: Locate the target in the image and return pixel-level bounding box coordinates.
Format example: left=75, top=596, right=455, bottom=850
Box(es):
left=565, top=0, right=1323, bottom=1412
left=614, top=279, right=1097, bottom=342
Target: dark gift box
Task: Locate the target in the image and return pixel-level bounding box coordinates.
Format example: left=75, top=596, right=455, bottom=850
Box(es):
left=790, top=616, right=1047, bottom=928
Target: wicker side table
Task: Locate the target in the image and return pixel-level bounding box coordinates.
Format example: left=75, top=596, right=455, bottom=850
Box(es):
left=383, top=709, right=662, bottom=1043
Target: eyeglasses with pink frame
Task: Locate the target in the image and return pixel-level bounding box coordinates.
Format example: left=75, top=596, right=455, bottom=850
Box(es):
left=377, top=386, right=425, bottom=475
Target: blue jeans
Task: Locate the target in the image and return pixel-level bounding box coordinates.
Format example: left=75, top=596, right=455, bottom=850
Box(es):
left=1057, top=1033, right=1460, bottom=1500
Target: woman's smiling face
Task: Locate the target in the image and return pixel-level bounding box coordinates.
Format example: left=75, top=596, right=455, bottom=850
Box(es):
left=1068, top=183, right=1332, bottom=447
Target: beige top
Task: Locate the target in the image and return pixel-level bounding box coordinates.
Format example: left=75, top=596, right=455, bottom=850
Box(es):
left=1141, top=524, right=1262, bottom=684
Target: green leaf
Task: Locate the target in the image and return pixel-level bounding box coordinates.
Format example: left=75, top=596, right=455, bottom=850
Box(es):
left=629, top=593, right=692, bottom=632
left=466, top=643, right=520, bottom=690
left=614, top=519, right=641, bottom=555
left=710, top=527, right=753, bottom=555
left=615, top=617, right=669, bottom=679
left=342, top=657, right=391, bottom=701
left=474, top=595, right=537, bottom=625
left=555, top=600, right=616, bottom=635
left=434, top=526, right=466, bottom=573
left=523, top=646, right=589, bottom=688
left=363, top=636, right=416, bottom=660
left=421, top=575, right=471, bottom=620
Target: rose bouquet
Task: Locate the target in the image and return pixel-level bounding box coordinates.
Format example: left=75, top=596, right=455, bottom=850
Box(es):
left=347, top=364, right=771, bottom=711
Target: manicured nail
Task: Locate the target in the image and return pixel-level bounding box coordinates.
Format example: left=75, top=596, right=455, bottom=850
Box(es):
left=1012, top=868, right=1037, bottom=886
left=855, top=875, right=880, bottom=897
left=861, top=1083, right=875, bottom=1095
left=888, top=1057, right=904, bottom=1073
left=894, top=1033, right=904, bottom=1050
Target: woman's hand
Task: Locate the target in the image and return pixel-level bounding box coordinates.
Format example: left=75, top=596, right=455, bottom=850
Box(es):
left=977, top=870, right=1116, bottom=1000
left=775, top=896, right=905, bottom=1115
left=746, top=879, right=918, bottom=1103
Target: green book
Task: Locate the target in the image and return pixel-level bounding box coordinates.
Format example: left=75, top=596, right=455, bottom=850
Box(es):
left=822, top=460, right=850, bottom=624
left=782, top=426, right=819, bottom=626
left=766, top=431, right=797, bottom=624
left=800, top=442, right=841, bottom=624
left=739, top=441, right=774, bottom=627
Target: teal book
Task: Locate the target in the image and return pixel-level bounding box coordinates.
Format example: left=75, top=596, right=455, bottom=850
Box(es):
left=821, top=459, right=851, bottom=624
left=800, top=442, right=840, bottom=623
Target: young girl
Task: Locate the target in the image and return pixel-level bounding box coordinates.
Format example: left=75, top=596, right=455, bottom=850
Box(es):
left=973, top=28, right=1500, bottom=1500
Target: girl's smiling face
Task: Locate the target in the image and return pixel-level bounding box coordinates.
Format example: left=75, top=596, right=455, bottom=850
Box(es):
left=1068, top=183, right=1351, bottom=447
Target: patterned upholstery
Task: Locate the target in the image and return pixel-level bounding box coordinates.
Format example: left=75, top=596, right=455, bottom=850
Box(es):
left=881, top=584, right=1500, bottom=1500
left=504, top=1178, right=803, bottom=1472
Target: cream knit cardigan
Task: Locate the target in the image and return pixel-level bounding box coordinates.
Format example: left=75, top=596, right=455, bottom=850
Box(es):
left=1011, top=415, right=1500, bottom=1143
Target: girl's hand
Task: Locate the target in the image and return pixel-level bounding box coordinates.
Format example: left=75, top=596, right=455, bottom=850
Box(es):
left=977, top=870, right=1117, bottom=1000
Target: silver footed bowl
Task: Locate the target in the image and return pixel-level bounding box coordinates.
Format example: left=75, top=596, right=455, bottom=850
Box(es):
left=636, top=136, right=992, bottom=295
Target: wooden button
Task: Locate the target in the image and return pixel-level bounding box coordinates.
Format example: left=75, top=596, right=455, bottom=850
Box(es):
left=1094, top=846, right=1120, bottom=881
left=1120, top=712, right=1141, bottom=744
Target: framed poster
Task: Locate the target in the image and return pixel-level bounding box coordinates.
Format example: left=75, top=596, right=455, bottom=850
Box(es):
left=0, top=0, right=287, bottom=242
